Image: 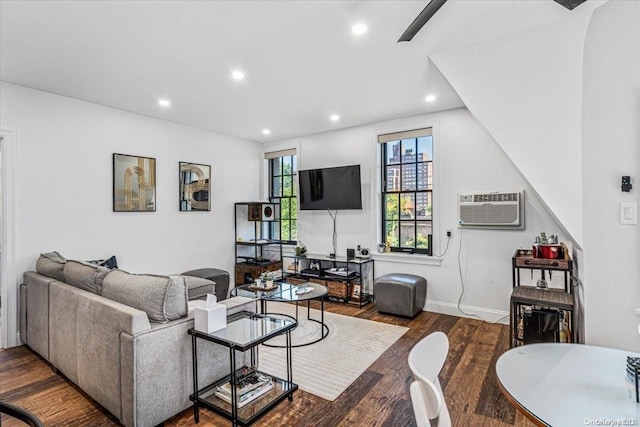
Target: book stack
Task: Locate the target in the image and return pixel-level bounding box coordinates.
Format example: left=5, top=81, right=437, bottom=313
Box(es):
left=214, top=370, right=273, bottom=408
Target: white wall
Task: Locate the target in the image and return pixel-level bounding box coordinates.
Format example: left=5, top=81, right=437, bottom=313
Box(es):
left=1, top=82, right=262, bottom=279
left=268, top=108, right=568, bottom=320
left=582, top=0, right=640, bottom=351
left=430, top=7, right=597, bottom=248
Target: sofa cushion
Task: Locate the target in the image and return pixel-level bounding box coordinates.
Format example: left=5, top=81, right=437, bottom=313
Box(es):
left=181, top=275, right=216, bottom=300
left=35, top=251, right=67, bottom=281
left=63, top=260, right=111, bottom=294
left=101, top=270, right=188, bottom=322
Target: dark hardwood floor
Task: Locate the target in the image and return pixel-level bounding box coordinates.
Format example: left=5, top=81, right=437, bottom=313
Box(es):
left=0, top=301, right=534, bottom=426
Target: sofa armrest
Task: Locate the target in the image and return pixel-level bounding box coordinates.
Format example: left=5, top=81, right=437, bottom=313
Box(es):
left=48, top=282, right=151, bottom=423
left=120, top=297, right=257, bottom=426
left=23, top=272, right=55, bottom=360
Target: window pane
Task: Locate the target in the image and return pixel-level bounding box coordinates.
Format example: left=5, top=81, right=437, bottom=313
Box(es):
left=291, top=173, right=297, bottom=196
left=386, top=165, right=400, bottom=191
left=416, top=192, right=432, bottom=220
left=386, top=141, right=401, bottom=165
left=384, top=194, right=399, bottom=220
left=272, top=221, right=282, bottom=241
left=271, top=158, right=283, bottom=176
left=281, top=198, right=290, bottom=219
left=385, top=221, right=399, bottom=247
left=272, top=176, right=281, bottom=197
left=400, top=222, right=415, bottom=248
left=417, top=162, right=431, bottom=190
left=416, top=222, right=432, bottom=249
left=283, top=156, right=292, bottom=175
left=292, top=156, right=297, bottom=172
left=291, top=196, right=298, bottom=213
left=291, top=220, right=297, bottom=241
left=401, top=139, right=417, bottom=163
left=418, top=136, right=433, bottom=161
left=400, top=193, right=415, bottom=219
left=283, top=176, right=292, bottom=197
left=401, top=164, right=416, bottom=191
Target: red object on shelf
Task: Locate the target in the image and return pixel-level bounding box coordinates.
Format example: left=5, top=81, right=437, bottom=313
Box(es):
left=539, top=245, right=561, bottom=259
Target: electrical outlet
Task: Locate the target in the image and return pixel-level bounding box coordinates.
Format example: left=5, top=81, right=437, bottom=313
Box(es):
left=446, top=228, right=453, bottom=238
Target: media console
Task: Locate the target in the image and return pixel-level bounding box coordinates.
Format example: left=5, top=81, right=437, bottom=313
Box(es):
left=281, top=253, right=374, bottom=307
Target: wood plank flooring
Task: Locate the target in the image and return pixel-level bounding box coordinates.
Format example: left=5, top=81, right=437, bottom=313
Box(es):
left=0, top=302, right=535, bottom=427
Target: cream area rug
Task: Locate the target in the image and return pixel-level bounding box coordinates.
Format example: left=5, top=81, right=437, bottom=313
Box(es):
left=258, top=302, right=408, bottom=401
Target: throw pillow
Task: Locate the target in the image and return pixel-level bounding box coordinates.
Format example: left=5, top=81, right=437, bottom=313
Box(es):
left=101, top=270, right=188, bottom=323
left=86, top=255, right=119, bottom=269
left=63, top=260, right=111, bottom=294
left=35, top=251, right=67, bottom=281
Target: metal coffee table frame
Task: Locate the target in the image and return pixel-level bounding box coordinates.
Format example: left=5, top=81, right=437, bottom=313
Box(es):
left=233, top=282, right=329, bottom=348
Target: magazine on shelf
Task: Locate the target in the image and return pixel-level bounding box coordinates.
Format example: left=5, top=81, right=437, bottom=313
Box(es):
left=218, top=372, right=270, bottom=396
left=214, top=381, right=274, bottom=407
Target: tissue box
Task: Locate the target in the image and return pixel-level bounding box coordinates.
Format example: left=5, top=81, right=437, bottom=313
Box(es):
left=194, top=304, right=227, bottom=334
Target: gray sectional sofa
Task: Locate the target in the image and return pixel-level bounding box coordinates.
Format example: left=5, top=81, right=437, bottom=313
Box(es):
left=19, top=253, right=254, bottom=427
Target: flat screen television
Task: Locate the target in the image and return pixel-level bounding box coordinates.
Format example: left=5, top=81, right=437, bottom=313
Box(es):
left=298, top=164, right=362, bottom=210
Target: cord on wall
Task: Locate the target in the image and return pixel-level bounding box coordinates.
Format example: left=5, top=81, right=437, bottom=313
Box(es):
left=456, top=228, right=510, bottom=324
left=328, top=209, right=338, bottom=256
left=432, top=233, right=451, bottom=258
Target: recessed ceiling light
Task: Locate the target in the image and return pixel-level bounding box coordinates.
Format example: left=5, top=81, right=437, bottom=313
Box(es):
left=351, top=23, right=368, bottom=36
left=262, top=129, right=271, bottom=135
left=425, top=94, right=437, bottom=102
left=330, top=114, right=340, bottom=122
left=158, top=99, right=171, bottom=107
left=231, top=70, right=245, bottom=81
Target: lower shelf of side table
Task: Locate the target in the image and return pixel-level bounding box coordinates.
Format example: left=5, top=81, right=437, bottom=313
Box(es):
left=191, top=368, right=297, bottom=426
left=510, top=286, right=576, bottom=348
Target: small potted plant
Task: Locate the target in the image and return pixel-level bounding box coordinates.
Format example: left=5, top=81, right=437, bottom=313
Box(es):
left=260, top=272, right=275, bottom=288
left=295, top=241, right=307, bottom=257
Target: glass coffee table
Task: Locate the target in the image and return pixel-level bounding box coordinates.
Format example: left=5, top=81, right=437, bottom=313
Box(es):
left=232, top=282, right=329, bottom=347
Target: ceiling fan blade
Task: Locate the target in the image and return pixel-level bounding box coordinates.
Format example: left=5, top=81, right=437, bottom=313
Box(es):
left=398, top=0, right=448, bottom=42
left=553, top=0, right=587, bottom=10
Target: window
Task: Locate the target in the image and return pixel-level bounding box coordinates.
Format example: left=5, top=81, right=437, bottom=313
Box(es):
left=380, top=128, right=433, bottom=255
left=267, top=150, right=297, bottom=244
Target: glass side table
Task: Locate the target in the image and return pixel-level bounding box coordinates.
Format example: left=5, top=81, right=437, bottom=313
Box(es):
left=188, top=311, right=297, bottom=426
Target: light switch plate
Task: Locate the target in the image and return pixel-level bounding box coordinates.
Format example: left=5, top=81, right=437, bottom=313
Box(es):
left=620, top=202, right=637, bottom=225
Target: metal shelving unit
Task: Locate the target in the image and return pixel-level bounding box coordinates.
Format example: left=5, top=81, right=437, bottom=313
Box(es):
left=234, top=202, right=283, bottom=286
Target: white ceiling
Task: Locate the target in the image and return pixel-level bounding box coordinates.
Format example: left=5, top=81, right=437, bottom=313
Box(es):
left=1, top=1, right=574, bottom=143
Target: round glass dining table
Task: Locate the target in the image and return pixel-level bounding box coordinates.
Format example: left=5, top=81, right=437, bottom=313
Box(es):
left=496, top=343, right=640, bottom=426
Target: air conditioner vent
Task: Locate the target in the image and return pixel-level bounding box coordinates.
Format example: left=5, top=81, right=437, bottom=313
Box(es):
left=458, top=190, right=524, bottom=229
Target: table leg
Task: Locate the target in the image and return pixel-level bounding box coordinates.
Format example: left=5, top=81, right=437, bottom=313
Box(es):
left=287, top=330, right=293, bottom=401
left=191, top=333, right=199, bottom=423
left=230, top=346, right=238, bottom=426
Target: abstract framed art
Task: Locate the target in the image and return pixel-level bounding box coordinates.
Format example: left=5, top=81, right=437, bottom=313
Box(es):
left=113, top=153, right=156, bottom=212
left=179, top=161, right=211, bottom=211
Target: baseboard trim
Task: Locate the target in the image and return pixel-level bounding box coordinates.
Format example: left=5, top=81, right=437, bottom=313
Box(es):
left=424, top=300, right=510, bottom=324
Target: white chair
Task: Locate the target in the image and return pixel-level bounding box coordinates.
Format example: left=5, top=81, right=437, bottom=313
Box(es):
left=408, top=331, right=451, bottom=427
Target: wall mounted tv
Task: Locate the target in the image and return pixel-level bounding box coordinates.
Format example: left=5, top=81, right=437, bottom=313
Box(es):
left=299, top=164, right=362, bottom=210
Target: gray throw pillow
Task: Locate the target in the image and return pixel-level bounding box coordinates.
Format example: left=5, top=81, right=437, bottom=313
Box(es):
left=101, top=270, right=188, bottom=323
left=35, top=251, right=67, bottom=281
left=63, top=260, right=110, bottom=294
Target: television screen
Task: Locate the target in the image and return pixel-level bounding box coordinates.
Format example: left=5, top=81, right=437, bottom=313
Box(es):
left=298, top=164, right=362, bottom=210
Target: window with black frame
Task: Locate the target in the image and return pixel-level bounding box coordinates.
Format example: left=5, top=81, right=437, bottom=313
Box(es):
left=267, top=150, right=297, bottom=244
left=380, top=128, right=433, bottom=255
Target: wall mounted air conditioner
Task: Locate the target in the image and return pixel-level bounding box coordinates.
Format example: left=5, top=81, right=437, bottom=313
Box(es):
left=458, top=190, right=524, bottom=229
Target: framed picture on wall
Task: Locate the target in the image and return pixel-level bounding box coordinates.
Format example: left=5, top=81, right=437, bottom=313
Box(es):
left=179, top=162, right=211, bottom=211
left=113, top=153, right=156, bottom=212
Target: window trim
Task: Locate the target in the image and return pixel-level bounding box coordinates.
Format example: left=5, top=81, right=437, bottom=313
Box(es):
left=372, top=120, right=442, bottom=261
left=263, top=145, right=299, bottom=245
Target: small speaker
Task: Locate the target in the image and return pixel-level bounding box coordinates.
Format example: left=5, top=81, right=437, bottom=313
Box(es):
left=347, top=248, right=355, bottom=260
left=261, top=203, right=275, bottom=221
